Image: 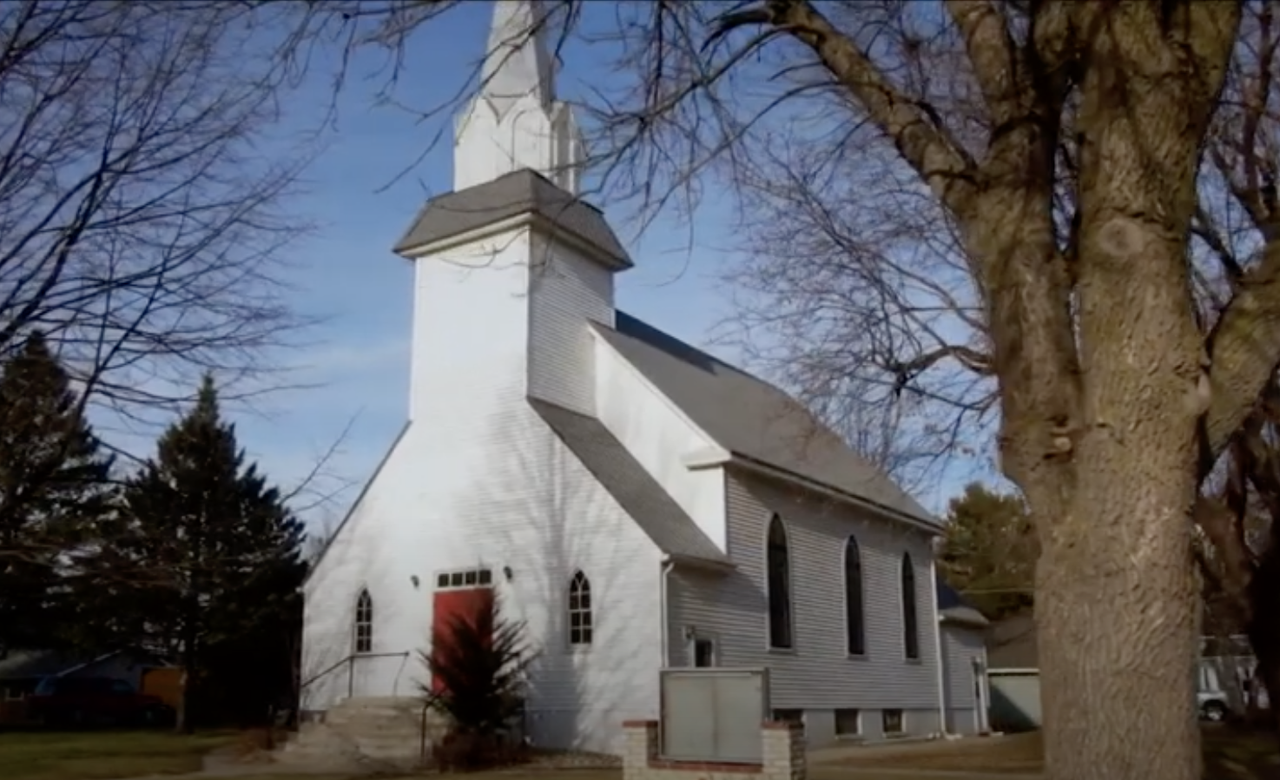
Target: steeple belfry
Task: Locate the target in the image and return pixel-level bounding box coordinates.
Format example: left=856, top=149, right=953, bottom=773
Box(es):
left=454, top=0, right=583, bottom=194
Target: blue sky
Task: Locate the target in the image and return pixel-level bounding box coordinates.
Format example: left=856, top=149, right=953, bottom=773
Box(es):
left=98, top=1, right=990, bottom=534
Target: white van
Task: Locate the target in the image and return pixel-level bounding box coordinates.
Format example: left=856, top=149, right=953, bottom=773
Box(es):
left=1198, top=661, right=1233, bottom=721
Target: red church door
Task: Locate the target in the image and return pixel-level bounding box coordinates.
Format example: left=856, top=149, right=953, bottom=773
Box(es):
left=431, top=569, right=494, bottom=694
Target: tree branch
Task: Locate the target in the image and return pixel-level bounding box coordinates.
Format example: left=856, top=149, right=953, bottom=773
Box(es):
left=945, top=0, right=1023, bottom=126
left=759, top=0, right=978, bottom=210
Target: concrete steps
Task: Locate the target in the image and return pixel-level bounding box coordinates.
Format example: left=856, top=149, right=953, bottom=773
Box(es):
left=274, top=696, right=446, bottom=772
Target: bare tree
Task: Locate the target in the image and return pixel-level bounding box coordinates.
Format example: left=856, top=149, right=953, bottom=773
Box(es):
left=0, top=0, right=316, bottom=425
left=265, top=1, right=1279, bottom=778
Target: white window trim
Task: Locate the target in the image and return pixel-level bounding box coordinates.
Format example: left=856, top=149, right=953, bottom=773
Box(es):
left=433, top=567, right=495, bottom=591
left=687, top=631, right=720, bottom=667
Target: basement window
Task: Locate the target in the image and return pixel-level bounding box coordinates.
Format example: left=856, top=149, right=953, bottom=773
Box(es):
left=772, top=709, right=804, bottom=729
left=835, top=708, right=861, bottom=737
left=882, top=709, right=905, bottom=735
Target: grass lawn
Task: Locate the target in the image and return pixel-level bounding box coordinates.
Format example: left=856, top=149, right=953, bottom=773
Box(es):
left=829, top=725, right=1280, bottom=778
left=829, top=733, right=1043, bottom=775
left=203, top=768, right=629, bottom=773
left=0, top=729, right=237, bottom=780
left=1202, top=725, right=1280, bottom=779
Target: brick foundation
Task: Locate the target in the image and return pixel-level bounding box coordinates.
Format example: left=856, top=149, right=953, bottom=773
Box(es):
left=621, top=720, right=805, bottom=780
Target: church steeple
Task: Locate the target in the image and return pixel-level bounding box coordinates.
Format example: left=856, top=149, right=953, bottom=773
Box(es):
left=454, top=0, right=583, bottom=194
left=481, top=0, right=555, bottom=117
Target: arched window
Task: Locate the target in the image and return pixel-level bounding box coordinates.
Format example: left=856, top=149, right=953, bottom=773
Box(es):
left=845, top=536, right=866, bottom=656
left=901, top=553, right=920, bottom=660
left=767, top=515, right=793, bottom=649
left=568, top=571, right=593, bottom=645
left=354, top=589, right=373, bottom=654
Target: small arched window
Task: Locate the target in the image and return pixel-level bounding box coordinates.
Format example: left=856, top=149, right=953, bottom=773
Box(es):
left=767, top=515, right=793, bottom=649
left=845, top=536, right=866, bottom=656
left=568, top=571, right=593, bottom=646
left=901, top=553, right=920, bottom=660
left=354, top=589, right=373, bottom=654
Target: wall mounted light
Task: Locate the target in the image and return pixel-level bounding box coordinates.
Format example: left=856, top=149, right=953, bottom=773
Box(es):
left=410, top=575, right=420, bottom=589
left=503, top=566, right=514, bottom=582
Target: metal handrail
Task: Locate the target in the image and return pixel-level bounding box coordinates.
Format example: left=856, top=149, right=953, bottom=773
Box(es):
left=299, top=651, right=412, bottom=695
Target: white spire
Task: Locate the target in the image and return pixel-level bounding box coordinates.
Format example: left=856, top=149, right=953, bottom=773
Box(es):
left=453, top=0, right=583, bottom=194
left=480, top=0, right=555, bottom=118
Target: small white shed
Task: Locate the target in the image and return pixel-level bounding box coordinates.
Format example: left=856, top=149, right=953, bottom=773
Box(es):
left=936, top=581, right=991, bottom=735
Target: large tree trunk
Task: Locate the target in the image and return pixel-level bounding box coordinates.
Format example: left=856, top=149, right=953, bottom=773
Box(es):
left=176, top=611, right=198, bottom=735
left=761, top=2, right=1240, bottom=775
left=1034, top=457, right=1201, bottom=780
left=1020, top=6, right=1237, bottom=779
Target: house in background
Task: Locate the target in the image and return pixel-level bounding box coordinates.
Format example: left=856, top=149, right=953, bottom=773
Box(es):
left=0, top=648, right=177, bottom=725
left=985, top=611, right=1041, bottom=732
left=988, top=612, right=1036, bottom=670
left=301, top=0, right=968, bottom=756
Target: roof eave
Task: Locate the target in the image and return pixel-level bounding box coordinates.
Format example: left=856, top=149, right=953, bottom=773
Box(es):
left=395, top=210, right=633, bottom=270
left=687, top=450, right=942, bottom=533
left=665, top=552, right=735, bottom=572
left=303, top=421, right=414, bottom=586
left=939, top=606, right=990, bottom=629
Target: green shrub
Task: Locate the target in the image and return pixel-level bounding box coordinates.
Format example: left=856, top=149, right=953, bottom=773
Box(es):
left=419, top=589, right=535, bottom=770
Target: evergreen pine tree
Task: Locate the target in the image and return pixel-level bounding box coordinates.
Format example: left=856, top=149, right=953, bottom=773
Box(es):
left=938, top=482, right=1038, bottom=620
left=0, top=332, right=115, bottom=654
left=119, top=374, right=305, bottom=731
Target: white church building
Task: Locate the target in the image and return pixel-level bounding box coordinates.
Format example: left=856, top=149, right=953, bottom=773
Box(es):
left=301, top=0, right=990, bottom=755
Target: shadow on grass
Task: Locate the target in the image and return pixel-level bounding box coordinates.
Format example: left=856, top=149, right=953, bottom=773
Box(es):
left=0, top=729, right=238, bottom=780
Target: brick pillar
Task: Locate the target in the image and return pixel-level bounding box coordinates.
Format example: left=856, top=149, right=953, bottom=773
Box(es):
left=622, top=720, right=659, bottom=778
left=762, top=721, right=806, bottom=780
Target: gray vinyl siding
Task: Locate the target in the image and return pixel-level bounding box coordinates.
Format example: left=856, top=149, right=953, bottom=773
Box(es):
left=667, top=468, right=942, bottom=713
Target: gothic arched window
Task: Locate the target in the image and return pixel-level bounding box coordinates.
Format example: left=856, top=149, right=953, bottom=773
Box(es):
left=845, top=536, right=866, bottom=655
left=901, top=554, right=920, bottom=660
left=568, top=571, right=593, bottom=646
left=767, top=515, right=793, bottom=649
left=354, top=589, right=373, bottom=654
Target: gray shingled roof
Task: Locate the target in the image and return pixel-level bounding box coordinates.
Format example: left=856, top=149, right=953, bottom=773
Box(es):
left=529, top=398, right=730, bottom=565
left=936, top=580, right=990, bottom=628
left=593, top=313, right=938, bottom=527
left=393, top=169, right=632, bottom=269
left=988, top=612, right=1037, bottom=669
